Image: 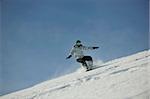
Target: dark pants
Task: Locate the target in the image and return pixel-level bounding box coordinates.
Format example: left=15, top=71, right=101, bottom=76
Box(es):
left=76, top=56, right=93, bottom=69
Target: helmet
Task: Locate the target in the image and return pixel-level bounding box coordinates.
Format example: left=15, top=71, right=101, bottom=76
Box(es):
left=76, top=40, right=82, bottom=46
left=76, top=40, right=81, bottom=43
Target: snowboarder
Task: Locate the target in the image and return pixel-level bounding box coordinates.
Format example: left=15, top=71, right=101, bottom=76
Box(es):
left=66, top=40, right=99, bottom=71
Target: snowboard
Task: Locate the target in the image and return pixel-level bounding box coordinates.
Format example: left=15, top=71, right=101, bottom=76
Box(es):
left=86, top=66, right=99, bottom=71
left=86, top=64, right=109, bottom=72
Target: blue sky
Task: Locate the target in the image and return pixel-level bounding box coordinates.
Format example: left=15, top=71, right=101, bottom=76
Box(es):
left=1, top=0, right=149, bottom=95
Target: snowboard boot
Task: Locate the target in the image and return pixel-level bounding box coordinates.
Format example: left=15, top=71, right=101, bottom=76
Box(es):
left=86, top=60, right=93, bottom=71
left=82, top=63, right=89, bottom=70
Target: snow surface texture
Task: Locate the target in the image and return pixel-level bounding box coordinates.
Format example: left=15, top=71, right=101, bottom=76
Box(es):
left=1, top=50, right=150, bottom=99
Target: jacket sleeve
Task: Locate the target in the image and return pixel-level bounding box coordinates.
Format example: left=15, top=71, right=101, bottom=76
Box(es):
left=66, top=47, right=75, bottom=59
left=82, top=46, right=94, bottom=50
left=69, top=47, right=75, bottom=56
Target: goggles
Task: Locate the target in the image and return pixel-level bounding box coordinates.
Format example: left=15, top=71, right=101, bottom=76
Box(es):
left=76, top=42, right=81, bottom=45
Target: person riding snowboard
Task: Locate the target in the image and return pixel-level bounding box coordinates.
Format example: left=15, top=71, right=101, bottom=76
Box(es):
left=66, top=40, right=99, bottom=71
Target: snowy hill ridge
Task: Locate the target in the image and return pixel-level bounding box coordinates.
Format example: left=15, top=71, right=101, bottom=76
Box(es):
left=1, top=50, right=150, bottom=99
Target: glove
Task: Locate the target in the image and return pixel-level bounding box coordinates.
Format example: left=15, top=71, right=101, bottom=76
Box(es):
left=66, top=55, right=72, bottom=59
left=93, top=47, right=99, bottom=49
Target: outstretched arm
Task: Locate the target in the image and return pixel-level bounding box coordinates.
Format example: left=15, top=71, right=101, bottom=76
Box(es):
left=66, top=55, right=72, bottom=59
left=66, top=47, right=75, bottom=59
left=82, top=46, right=99, bottom=50
left=92, top=47, right=99, bottom=49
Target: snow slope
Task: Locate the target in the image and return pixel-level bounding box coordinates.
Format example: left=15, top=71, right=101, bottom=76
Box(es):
left=1, top=50, right=150, bottom=99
